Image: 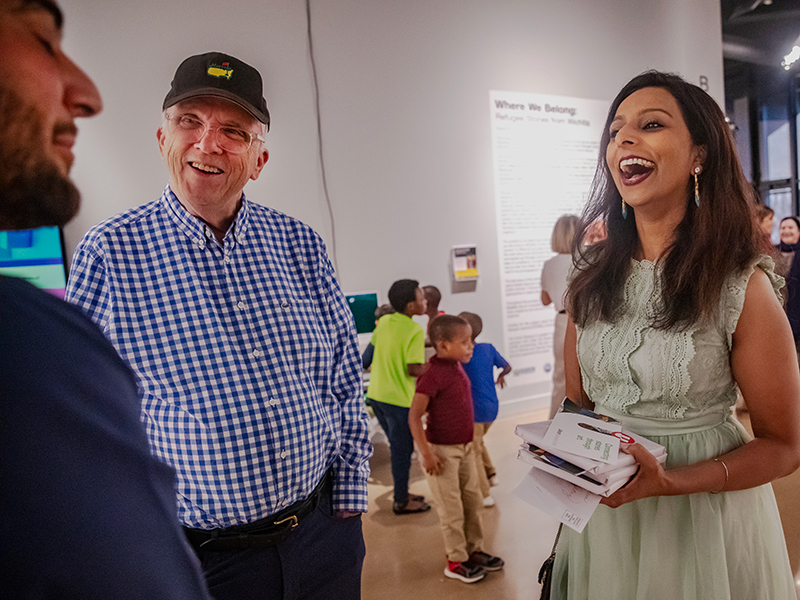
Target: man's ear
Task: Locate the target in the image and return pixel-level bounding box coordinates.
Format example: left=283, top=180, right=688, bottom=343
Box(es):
left=249, top=148, right=269, bottom=181
left=156, top=127, right=167, bottom=159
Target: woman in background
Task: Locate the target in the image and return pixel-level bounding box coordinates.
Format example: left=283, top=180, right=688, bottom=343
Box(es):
left=778, top=216, right=800, bottom=361
left=556, top=71, right=800, bottom=599
left=541, top=214, right=579, bottom=418
left=775, top=215, right=800, bottom=279
left=755, top=204, right=774, bottom=251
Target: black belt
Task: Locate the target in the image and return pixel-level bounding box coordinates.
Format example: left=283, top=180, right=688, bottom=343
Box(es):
left=183, top=470, right=331, bottom=552
left=557, top=310, right=567, bottom=314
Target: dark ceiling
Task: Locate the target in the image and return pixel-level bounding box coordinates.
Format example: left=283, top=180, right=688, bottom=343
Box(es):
left=722, top=0, right=800, bottom=68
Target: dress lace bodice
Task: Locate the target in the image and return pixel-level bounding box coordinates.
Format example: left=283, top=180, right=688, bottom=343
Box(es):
left=576, top=256, right=783, bottom=421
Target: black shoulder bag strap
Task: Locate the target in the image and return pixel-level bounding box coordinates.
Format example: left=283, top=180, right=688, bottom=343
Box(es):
left=538, top=523, right=563, bottom=600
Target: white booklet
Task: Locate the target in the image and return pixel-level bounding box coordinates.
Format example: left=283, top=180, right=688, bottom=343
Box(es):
left=541, top=411, right=625, bottom=464
left=513, top=399, right=668, bottom=530
left=512, top=466, right=601, bottom=533
left=516, top=445, right=633, bottom=497
left=515, top=418, right=666, bottom=479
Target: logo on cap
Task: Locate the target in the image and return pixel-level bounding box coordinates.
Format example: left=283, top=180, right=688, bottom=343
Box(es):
left=207, top=62, right=233, bottom=80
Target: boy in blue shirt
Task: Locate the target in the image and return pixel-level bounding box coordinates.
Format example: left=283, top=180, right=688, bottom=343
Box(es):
left=458, top=312, right=512, bottom=505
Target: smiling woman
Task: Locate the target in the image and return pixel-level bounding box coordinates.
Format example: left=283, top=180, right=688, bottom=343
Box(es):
left=553, top=71, right=800, bottom=600
left=569, top=72, right=757, bottom=331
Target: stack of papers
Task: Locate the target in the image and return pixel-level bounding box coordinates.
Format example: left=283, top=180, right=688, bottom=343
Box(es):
left=512, top=399, right=667, bottom=532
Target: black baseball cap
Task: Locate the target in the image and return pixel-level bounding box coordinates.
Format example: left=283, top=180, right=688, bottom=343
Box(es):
left=162, top=52, right=270, bottom=130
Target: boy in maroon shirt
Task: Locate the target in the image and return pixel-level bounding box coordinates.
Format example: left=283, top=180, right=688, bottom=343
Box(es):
left=408, top=315, right=505, bottom=584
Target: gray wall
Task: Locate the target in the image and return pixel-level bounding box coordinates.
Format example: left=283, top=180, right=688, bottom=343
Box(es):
left=61, top=0, right=724, bottom=416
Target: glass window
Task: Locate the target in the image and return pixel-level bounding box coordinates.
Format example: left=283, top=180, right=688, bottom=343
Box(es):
left=760, top=82, right=791, bottom=182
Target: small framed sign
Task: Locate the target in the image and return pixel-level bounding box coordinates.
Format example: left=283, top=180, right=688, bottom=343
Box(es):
left=452, top=245, right=478, bottom=281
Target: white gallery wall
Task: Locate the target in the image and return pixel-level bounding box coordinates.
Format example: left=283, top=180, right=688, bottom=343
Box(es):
left=60, top=0, right=724, bottom=415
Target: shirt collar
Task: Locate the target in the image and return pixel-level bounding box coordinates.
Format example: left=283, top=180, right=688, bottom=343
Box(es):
left=161, top=185, right=252, bottom=248
left=430, top=354, right=459, bottom=366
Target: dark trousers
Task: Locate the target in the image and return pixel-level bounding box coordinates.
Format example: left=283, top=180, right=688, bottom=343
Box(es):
left=193, top=488, right=365, bottom=600
left=369, top=399, right=414, bottom=504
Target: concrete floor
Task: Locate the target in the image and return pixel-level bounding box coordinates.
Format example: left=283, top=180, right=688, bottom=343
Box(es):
left=360, top=408, right=800, bottom=599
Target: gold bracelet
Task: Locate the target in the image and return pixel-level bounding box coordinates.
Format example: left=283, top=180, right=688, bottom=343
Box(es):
left=710, top=458, right=729, bottom=494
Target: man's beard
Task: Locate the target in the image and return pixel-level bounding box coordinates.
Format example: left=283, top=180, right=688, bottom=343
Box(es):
left=0, top=87, right=81, bottom=230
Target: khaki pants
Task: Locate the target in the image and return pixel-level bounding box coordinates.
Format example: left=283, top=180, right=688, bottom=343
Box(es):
left=424, top=442, right=484, bottom=562
left=472, top=423, right=496, bottom=498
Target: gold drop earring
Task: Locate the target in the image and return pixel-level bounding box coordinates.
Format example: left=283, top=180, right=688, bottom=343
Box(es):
left=622, top=197, right=627, bottom=219
left=694, top=167, right=701, bottom=207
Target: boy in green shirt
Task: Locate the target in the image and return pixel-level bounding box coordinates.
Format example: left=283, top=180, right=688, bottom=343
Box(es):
left=367, top=279, right=430, bottom=514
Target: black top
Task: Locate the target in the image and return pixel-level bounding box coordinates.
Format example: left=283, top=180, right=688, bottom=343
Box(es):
left=0, top=275, right=211, bottom=599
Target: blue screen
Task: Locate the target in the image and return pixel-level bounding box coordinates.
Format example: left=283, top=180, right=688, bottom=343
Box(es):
left=0, top=226, right=68, bottom=298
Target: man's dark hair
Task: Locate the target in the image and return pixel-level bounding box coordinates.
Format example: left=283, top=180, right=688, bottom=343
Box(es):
left=388, top=279, right=419, bottom=313
left=429, top=314, right=469, bottom=346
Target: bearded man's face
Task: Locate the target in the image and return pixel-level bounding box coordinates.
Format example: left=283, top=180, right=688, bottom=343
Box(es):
left=0, top=87, right=81, bottom=229
left=0, top=1, right=101, bottom=230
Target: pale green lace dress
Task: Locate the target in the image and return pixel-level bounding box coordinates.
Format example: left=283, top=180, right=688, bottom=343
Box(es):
left=551, top=256, right=795, bottom=600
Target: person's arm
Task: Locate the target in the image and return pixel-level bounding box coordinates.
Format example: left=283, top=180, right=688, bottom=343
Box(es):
left=407, top=363, right=425, bottom=377
left=314, top=242, right=372, bottom=516
left=564, top=317, right=592, bottom=409
left=408, top=393, right=442, bottom=475
left=407, top=325, right=427, bottom=377
left=601, top=269, right=800, bottom=508
left=495, top=364, right=512, bottom=389
left=491, top=346, right=512, bottom=389
left=362, top=342, right=375, bottom=371
left=65, top=234, right=114, bottom=330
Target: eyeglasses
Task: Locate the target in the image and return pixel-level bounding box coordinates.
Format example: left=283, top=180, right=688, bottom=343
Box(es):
left=164, top=113, right=265, bottom=153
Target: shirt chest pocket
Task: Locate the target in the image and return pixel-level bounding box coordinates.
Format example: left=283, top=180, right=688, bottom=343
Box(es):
left=256, top=296, right=330, bottom=370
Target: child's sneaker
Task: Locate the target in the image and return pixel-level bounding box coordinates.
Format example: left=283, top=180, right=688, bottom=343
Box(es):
left=467, top=551, right=505, bottom=572
left=444, top=560, right=486, bottom=583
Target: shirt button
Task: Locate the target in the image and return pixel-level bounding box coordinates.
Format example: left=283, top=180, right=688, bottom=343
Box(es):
left=225, top=257, right=232, bottom=264
left=269, top=398, right=278, bottom=407
left=252, top=349, right=261, bottom=358
left=281, top=301, right=290, bottom=309
left=280, top=450, right=288, bottom=459
left=237, top=301, right=245, bottom=310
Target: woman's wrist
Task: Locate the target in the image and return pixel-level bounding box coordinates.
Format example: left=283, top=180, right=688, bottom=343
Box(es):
left=709, top=458, right=729, bottom=494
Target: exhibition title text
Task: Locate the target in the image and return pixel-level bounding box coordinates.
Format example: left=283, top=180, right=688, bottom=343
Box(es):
left=494, top=99, right=591, bottom=126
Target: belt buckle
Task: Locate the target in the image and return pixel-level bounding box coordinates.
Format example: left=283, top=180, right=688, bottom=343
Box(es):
left=273, top=515, right=299, bottom=529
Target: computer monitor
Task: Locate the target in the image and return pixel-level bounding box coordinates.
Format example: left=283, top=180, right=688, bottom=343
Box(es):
left=0, top=226, right=69, bottom=299
left=345, top=291, right=379, bottom=334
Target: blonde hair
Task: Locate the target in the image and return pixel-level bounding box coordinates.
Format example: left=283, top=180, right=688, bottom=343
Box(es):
left=551, top=215, right=580, bottom=254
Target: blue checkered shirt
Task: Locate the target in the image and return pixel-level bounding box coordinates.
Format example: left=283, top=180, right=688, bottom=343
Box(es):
left=66, top=186, right=371, bottom=528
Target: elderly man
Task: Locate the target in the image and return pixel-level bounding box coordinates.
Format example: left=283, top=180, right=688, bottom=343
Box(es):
left=0, top=1, right=212, bottom=598
left=66, top=52, right=371, bottom=600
